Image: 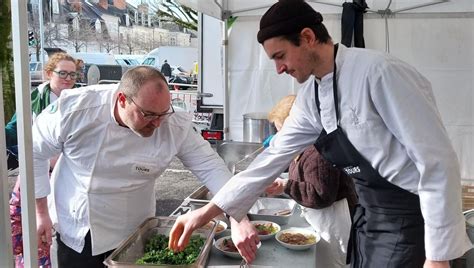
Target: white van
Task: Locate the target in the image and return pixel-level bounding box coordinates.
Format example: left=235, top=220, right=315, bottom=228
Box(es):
left=141, top=46, right=197, bottom=72
left=71, top=52, right=116, bottom=65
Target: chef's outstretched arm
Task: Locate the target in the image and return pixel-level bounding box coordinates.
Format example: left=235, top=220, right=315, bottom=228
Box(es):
left=169, top=202, right=223, bottom=251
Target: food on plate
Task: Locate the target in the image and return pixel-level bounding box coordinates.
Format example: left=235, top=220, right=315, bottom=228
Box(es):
left=203, top=220, right=227, bottom=234
left=215, top=223, right=226, bottom=233
left=220, top=238, right=238, bottom=252
left=254, top=222, right=278, bottom=235
left=279, top=232, right=316, bottom=245
left=136, top=234, right=204, bottom=265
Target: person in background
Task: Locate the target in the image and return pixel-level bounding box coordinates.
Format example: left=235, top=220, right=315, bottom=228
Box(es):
left=9, top=52, right=82, bottom=268
left=32, top=66, right=258, bottom=268
left=160, top=59, right=172, bottom=82
left=76, top=58, right=86, bottom=83
left=265, top=95, right=357, bottom=268
left=169, top=1, right=472, bottom=267
left=191, top=61, right=198, bottom=83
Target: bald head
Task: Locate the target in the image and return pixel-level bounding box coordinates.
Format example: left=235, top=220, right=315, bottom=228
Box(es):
left=118, top=66, right=168, bottom=97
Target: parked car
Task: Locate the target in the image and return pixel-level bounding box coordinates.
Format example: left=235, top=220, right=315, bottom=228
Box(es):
left=168, top=65, right=194, bottom=90
left=29, top=61, right=44, bottom=86
left=171, top=65, right=190, bottom=76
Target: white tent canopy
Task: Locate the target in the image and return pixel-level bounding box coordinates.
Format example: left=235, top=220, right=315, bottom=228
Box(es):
left=181, top=0, right=474, bottom=181
left=179, top=0, right=473, bottom=19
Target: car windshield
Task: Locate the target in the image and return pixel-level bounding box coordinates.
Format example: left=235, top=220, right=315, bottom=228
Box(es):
left=177, top=66, right=186, bottom=72
left=129, top=59, right=140, bottom=65
left=142, top=58, right=155, bottom=65
left=29, top=63, right=36, bottom=71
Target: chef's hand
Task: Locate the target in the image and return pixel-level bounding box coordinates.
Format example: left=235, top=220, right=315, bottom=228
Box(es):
left=265, top=178, right=287, bottom=196
left=169, top=202, right=223, bottom=252
left=423, top=260, right=449, bottom=268
left=230, top=216, right=260, bottom=263
left=36, top=197, right=53, bottom=247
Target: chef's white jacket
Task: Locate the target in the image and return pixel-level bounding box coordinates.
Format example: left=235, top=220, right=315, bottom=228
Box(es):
left=212, top=44, right=472, bottom=261
left=32, top=84, right=232, bottom=255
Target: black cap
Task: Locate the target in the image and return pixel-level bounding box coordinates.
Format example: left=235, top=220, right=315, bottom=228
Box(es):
left=257, top=0, right=323, bottom=44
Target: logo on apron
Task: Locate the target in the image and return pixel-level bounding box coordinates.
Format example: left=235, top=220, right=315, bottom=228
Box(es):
left=343, top=166, right=360, bottom=175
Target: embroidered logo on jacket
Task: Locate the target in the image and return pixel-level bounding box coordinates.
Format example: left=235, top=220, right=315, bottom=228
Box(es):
left=135, top=165, right=150, bottom=174
left=343, top=166, right=361, bottom=175
left=48, top=103, right=58, bottom=113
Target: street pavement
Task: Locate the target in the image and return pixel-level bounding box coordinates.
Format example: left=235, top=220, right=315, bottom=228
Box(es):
left=154, top=157, right=203, bottom=216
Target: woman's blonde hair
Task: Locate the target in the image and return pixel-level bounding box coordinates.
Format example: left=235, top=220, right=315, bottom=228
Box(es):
left=43, top=52, right=78, bottom=72
left=268, top=95, right=296, bottom=128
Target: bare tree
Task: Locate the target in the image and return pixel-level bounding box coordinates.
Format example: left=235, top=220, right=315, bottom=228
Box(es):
left=151, top=0, right=198, bottom=31
left=100, top=37, right=118, bottom=53
left=123, top=33, right=135, bottom=54
left=69, top=17, right=96, bottom=52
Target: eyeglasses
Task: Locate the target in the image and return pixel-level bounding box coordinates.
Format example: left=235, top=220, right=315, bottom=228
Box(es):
left=125, top=95, right=175, bottom=121
left=53, top=70, right=79, bottom=80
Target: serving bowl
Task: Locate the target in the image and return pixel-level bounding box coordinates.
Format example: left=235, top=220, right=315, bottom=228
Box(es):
left=214, top=236, right=241, bottom=259
left=251, top=220, right=281, bottom=241
left=275, top=228, right=319, bottom=251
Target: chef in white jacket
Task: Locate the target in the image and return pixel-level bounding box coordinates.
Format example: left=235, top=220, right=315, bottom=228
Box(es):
left=169, top=1, right=472, bottom=267
left=33, top=66, right=258, bottom=268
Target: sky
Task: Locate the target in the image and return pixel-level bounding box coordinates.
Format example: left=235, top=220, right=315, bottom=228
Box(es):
left=127, top=0, right=157, bottom=8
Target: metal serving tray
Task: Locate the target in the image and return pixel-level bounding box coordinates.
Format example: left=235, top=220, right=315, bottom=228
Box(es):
left=104, top=217, right=216, bottom=268
left=186, top=186, right=213, bottom=210
left=247, top=197, right=296, bottom=226
left=215, top=141, right=263, bottom=172
left=186, top=185, right=291, bottom=211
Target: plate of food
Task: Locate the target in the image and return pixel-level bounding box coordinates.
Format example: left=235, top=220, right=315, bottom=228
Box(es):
left=275, top=228, right=319, bottom=250
left=203, top=220, right=228, bottom=236
left=214, top=236, right=241, bottom=258
left=251, top=220, right=280, bottom=241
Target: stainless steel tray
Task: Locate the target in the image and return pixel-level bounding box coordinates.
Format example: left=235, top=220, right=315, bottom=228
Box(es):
left=186, top=185, right=213, bottom=210
left=247, top=198, right=296, bottom=226
left=215, top=141, right=262, bottom=172
left=104, top=217, right=216, bottom=267
left=186, top=185, right=290, bottom=211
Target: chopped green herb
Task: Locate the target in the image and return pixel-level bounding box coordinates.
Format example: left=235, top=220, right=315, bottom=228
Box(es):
left=136, top=234, right=205, bottom=265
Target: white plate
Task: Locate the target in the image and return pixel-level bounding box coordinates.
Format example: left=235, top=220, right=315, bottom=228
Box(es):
left=214, top=236, right=241, bottom=259
left=251, top=220, right=281, bottom=241
left=275, top=228, right=319, bottom=250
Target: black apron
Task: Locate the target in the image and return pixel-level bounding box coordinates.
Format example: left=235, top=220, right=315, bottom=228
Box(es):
left=314, top=44, right=425, bottom=268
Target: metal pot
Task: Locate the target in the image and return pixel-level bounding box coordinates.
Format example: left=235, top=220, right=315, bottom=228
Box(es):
left=243, top=112, right=275, bottom=143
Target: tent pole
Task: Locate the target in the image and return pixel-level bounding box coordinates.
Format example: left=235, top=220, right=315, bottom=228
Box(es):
left=223, top=1, right=229, bottom=140
left=11, top=0, right=39, bottom=267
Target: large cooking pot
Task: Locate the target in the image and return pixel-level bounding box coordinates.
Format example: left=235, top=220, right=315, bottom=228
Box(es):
left=243, top=112, right=275, bottom=143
